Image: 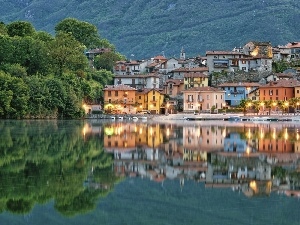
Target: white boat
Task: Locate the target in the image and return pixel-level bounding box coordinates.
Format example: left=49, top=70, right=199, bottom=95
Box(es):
left=132, top=116, right=138, bottom=122
left=118, top=116, right=123, bottom=120
left=228, top=116, right=241, bottom=122
left=110, top=116, right=116, bottom=120
left=141, top=116, right=147, bottom=121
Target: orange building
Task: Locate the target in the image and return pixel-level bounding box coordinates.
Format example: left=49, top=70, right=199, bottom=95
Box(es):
left=103, top=84, right=137, bottom=114
left=259, top=79, right=300, bottom=101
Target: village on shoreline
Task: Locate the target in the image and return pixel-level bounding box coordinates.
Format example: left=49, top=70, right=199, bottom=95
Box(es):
left=84, top=40, right=300, bottom=118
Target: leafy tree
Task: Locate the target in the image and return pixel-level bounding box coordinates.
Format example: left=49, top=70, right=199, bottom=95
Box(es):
left=239, top=99, right=252, bottom=115
left=94, top=52, right=124, bottom=71
left=55, top=18, right=102, bottom=49
left=6, top=21, right=35, bottom=37
left=0, top=63, right=27, bottom=77
left=288, top=97, right=300, bottom=115
left=0, top=21, right=7, bottom=35
left=48, top=32, right=88, bottom=76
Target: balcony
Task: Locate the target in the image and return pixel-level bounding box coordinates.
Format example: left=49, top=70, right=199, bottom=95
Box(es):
left=197, top=99, right=204, bottom=103
left=230, top=90, right=244, bottom=95
left=186, top=99, right=194, bottom=103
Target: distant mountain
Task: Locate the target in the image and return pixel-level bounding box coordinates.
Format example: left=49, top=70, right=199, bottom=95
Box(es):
left=1, top=0, right=299, bottom=59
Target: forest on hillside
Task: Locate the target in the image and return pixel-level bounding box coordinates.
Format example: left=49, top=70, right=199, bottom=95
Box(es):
left=0, top=18, right=123, bottom=119
left=0, top=0, right=299, bottom=59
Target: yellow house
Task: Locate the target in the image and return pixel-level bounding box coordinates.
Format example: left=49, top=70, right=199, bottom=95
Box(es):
left=184, top=72, right=209, bottom=90
left=135, top=88, right=165, bottom=114
left=103, top=84, right=137, bottom=114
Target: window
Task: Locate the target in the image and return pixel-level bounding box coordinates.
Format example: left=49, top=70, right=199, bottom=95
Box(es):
left=276, top=89, right=279, bottom=95
left=139, top=96, right=141, bottom=99
left=153, top=96, right=155, bottom=101
left=115, top=91, right=118, bottom=96
left=207, top=103, right=210, bottom=109
left=269, top=90, right=273, bottom=96
left=207, top=95, right=210, bottom=100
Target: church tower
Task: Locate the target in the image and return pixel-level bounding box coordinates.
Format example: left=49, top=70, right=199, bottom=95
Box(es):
left=180, top=47, right=185, bottom=60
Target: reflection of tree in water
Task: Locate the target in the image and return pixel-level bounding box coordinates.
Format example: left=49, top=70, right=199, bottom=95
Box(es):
left=0, top=120, right=120, bottom=216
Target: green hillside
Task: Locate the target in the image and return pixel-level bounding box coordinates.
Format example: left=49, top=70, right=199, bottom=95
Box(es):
left=0, top=0, right=299, bottom=59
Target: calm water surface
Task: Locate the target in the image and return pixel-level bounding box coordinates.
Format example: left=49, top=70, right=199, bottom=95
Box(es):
left=0, top=119, right=300, bottom=225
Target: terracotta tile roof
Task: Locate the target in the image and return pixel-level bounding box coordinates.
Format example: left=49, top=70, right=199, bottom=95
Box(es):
left=154, top=55, right=167, bottom=60
left=136, top=88, right=164, bottom=94
left=260, top=79, right=300, bottom=88
left=206, top=51, right=245, bottom=55
left=286, top=42, right=300, bottom=48
left=172, top=67, right=209, bottom=72
left=104, top=84, right=137, bottom=91
left=184, top=72, right=208, bottom=78
left=146, top=62, right=160, bottom=68
left=218, top=82, right=261, bottom=87
left=164, top=79, right=184, bottom=86
left=182, top=86, right=224, bottom=92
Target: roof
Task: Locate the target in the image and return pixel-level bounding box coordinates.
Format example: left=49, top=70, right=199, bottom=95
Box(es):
left=136, top=88, right=164, bottom=95
left=164, top=79, right=184, bottom=86
left=218, top=82, right=261, bottom=87
left=86, top=48, right=111, bottom=54
left=104, top=84, right=137, bottom=91
left=182, top=86, right=225, bottom=92
left=260, top=79, right=300, bottom=88
left=286, top=42, right=300, bottom=48
left=184, top=72, right=208, bottom=78
left=206, top=51, right=245, bottom=55
left=153, top=55, right=167, bottom=60
left=146, top=62, right=160, bottom=68
left=172, top=67, right=209, bottom=72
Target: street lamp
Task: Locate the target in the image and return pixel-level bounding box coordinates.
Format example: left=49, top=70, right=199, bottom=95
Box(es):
left=284, top=101, right=289, bottom=114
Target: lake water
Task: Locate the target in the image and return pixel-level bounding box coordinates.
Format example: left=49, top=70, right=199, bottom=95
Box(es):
left=0, top=119, right=300, bottom=225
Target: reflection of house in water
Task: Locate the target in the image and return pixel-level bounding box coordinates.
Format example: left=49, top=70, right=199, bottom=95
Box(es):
left=183, top=125, right=225, bottom=152
left=224, top=132, right=247, bottom=153
left=206, top=153, right=272, bottom=197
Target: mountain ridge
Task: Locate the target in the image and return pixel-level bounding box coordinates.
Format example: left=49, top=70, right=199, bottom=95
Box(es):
left=0, top=0, right=299, bottom=59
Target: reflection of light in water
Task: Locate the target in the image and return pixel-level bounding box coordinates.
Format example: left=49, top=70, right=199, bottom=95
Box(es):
left=83, top=127, right=86, bottom=138
left=139, top=127, right=142, bottom=135
left=247, top=128, right=251, bottom=139
left=297, top=132, right=299, bottom=141
left=167, top=128, right=169, bottom=136
left=135, top=126, right=137, bottom=132
left=222, top=128, right=226, bottom=137
left=246, top=147, right=250, bottom=155
left=260, top=128, right=264, bottom=139
left=284, top=128, right=288, bottom=140
left=272, top=128, right=276, bottom=139
left=249, top=180, right=257, bottom=193
left=150, top=127, right=153, bottom=136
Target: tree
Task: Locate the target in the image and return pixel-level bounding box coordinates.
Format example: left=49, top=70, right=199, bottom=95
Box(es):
left=0, top=21, right=7, bottom=35
left=48, top=32, right=88, bottom=76
left=94, top=52, right=124, bottom=71
left=289, top=97, right=300, bottom=115
left=6, top=21, right=35, bottom=37
left=55, top=18, right=102, bottom=49
left=239, top=99, right=252, bottom=116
